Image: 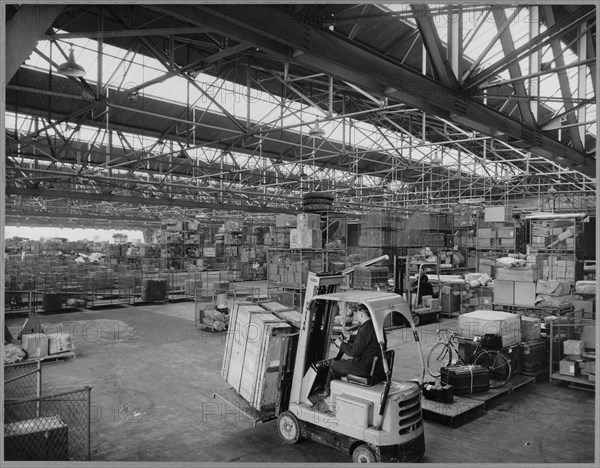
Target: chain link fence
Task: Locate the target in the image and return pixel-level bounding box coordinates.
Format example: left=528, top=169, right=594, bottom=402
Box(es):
left=4, top=361, right=42, bottom=402
left=4, top=386, right=92, bottom=461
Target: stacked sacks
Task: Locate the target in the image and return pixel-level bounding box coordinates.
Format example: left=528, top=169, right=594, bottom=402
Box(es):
left=535, top=280, right=572, bottom=308
left=202, top=309, right=229, bottom=332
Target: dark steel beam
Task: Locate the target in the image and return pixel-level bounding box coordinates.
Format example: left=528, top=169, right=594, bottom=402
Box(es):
left=410, top=4, right=458, bottom=87
left=542, top=5, right=584, bottom=152
left=6, top=5, right=63, bottom=81
left=492, top=8, right=535, bottom=127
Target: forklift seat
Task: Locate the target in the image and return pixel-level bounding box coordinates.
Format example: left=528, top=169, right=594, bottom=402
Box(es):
left=346, top=350, right=395, bottom=387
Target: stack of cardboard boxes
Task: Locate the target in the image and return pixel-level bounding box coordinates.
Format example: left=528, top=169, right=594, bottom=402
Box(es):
left=290, top=213, right=322, bottom=249
left=559, top=339, right=595, bottom=382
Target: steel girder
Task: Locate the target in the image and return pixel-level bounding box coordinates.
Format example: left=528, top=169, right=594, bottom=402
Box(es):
left=3, top=4, right=597, bottom=228
left=152, top=4, right=593, bottom=177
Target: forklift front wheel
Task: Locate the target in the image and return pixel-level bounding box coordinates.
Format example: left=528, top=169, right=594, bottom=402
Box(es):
left=352, top=443, right=377, bottom=463
left=277, top=411, right=301, bottom=444
left=411, top=313, right=421, bottom=327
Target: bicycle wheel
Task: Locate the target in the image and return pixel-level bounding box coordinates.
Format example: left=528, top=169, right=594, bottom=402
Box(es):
left=427, top=342, right=452, bottom=378
left=473, top=350, right=512, bottom=388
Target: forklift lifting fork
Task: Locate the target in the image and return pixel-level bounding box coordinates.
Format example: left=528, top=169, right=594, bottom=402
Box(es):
left=215, top=256, right=427, bottom=463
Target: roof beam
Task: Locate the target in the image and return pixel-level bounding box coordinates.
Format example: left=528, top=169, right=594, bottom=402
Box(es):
left=541, top=5, right=584, bottom=151
left=6, top=5, right=63, bottom=82
left=492, top=8, right=535, bottom=126
left=465, top=7, right=595, bottom=90
left=151, top=4, right=593, bottom=177
left=6, top=187, right=297, bottom=214
left=410, top=3, right=459, bottom=87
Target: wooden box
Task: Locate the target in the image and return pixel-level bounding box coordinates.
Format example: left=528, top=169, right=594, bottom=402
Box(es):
left=4, top=415, right=69, bottom=461
left=46, top=332, right=75, bottom=355
left=222, top=303, right=292, bottom=411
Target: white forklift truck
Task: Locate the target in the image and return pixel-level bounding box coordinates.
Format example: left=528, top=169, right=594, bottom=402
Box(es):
left=215, top=257, right=427, bottom=463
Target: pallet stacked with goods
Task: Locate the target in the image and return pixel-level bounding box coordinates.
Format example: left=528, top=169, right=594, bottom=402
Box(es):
left=527, top=214, right=585, bottom=284
left=452, top=204, right=478, bottom=271
left=475, top=206, right=527, bottom=278
left=352, top=266, right=389, bottom=290
left=267, top=211, right=347, bottom=309
left=159, top=219, right=186, bottom=270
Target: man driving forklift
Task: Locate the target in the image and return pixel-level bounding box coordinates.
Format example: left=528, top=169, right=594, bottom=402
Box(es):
left=319, top=305, right=387, bottom=398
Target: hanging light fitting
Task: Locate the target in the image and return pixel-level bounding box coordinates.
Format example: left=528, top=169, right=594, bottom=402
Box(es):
left=309, top=121, right=326, bottom=138
left=57, top=46, right=86, bottom=77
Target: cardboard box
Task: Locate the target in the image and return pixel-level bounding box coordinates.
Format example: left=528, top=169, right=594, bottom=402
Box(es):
left=478, top=238, right=492, bottom=247
left=484, top=206, right=513, bottom=222
left=275, top=214, right=297, bottom=228
left=559, top=358, right=580, bottom=376
left=514, top=281, right=537, bottom=306
left=289, top=228, right=322, bottom=249
left=296, top=213, right=321, bottom=230
left=579, top=360, right=596, bottom=375
left=21, top=333, right=49, bottom=359
left=497, top=227, right=515, bottom=238
left=563, top=340, right=585, bottom=356
left=494, top=280, right=515, bottom=305
left=457, top=310, right=521, bottom=347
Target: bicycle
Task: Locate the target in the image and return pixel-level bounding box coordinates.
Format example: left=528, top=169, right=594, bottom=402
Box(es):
left=426, top=329, right=512, bottom=388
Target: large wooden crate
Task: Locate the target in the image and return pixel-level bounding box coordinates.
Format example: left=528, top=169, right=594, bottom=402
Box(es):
left=222, top=303, right=292, bottom=411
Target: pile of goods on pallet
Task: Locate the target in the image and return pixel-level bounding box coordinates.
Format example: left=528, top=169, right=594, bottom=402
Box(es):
left=199, top=293, right=230, bottom=332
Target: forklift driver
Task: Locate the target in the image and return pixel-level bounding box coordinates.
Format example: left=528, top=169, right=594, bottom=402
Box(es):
left=320, top=305, right=386, bottom=398
left=411, top=268, right=434, bottom=305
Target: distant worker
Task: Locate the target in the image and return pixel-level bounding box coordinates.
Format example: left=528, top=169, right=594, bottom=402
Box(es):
left=320, top=305, right=385, bottom=397
left=412, top=268, right=434, bottom=305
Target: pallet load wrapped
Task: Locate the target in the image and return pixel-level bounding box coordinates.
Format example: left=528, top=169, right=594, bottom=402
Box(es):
left=534, top=279, right=573, bottom=309
left=457, top=310, right=521, bottom=348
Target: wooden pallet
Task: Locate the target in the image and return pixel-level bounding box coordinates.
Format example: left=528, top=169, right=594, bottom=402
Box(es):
left=421, top=374, right=535, bottom=424
left=23, top=350, right=76, bottom=364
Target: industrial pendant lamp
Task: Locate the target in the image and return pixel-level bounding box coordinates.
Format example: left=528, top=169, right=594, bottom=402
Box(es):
left=57, top=46, right=86, bottom=77
left=309, top=121, right=326, bottom=138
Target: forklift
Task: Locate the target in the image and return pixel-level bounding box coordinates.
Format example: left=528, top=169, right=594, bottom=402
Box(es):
left=393, top=256, right=443, bottom=327
left=215, top=256, right=427, bottom=463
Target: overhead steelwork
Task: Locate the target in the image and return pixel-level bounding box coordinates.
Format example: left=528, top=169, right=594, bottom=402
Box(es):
left=2, top=3, right=596, bottom=227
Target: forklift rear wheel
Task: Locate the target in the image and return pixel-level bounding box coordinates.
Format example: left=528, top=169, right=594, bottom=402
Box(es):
left=277, top=411, right=301, bottom=444
left=411, top=313, right=421, bottom=327
left=352, top=443, right=377, bottom=463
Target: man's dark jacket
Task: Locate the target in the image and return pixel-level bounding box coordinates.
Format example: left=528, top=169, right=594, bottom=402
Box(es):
left=339, top=319, right=384, bottom=374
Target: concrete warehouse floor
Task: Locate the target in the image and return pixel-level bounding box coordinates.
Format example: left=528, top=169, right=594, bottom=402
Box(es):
left=4, top=280, right=597, bottom=465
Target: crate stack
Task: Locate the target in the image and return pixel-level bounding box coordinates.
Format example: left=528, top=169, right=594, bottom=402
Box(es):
left=352, top=266, right=389, bottom=290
